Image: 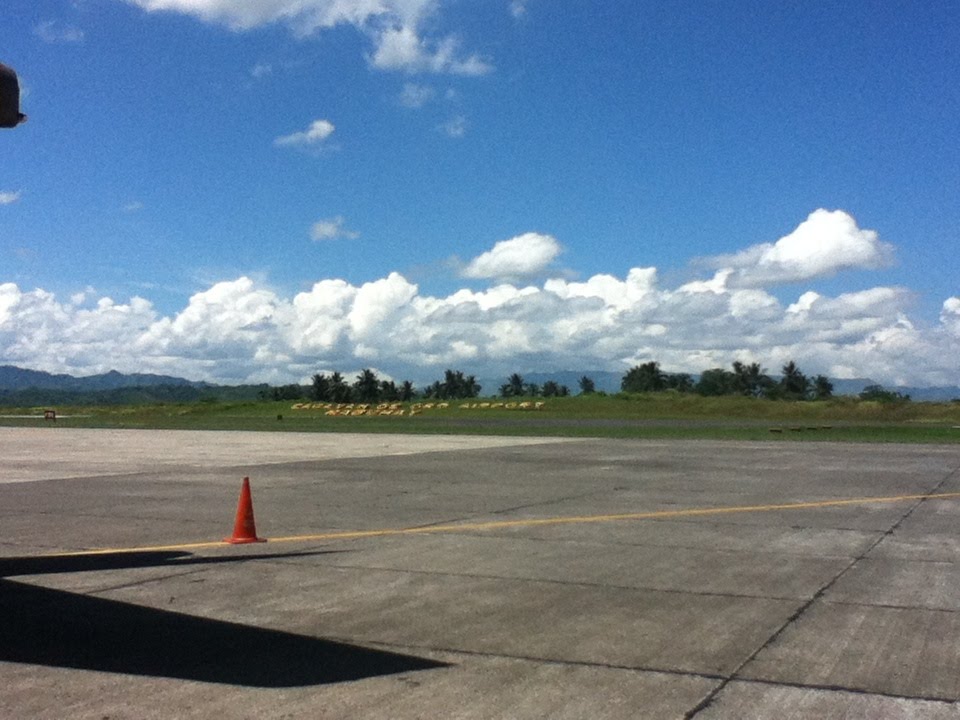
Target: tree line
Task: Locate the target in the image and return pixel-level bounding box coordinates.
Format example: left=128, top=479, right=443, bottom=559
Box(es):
left=619, top=360, right=833, bottom=400
left=260, top=362, right=914, bottom=404
left=498, top=373, right=572, bottom=398
left=262, top=368, right=483, bottom=404
left=262, top=368, right=576, bottom=403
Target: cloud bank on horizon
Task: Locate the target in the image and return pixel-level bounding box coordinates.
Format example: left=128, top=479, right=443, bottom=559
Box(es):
left=2, top=210, right=958, bottom=387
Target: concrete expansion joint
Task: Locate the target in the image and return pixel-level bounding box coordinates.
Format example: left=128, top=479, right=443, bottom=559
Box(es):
left=864, top=556, right=958, bottom=566
left=85, top=566, right=211, bottom=596
left=311, top=560, right=801, bottom=602
left=485, top=489, right=614, bottom=517
left=436, top=529, right=860, bottom=565
left=355, top=639, right=729, bottom=683
left=824, top=598, right=960, bottom=614
left=661, top=516, right=883, bottom=535
left=399, top=515, right=482, bottom=531
left=684, top=474, right=953, bottom=719
left=869, top=467, right=960, bottom=551
left=734, top=676, right=960, bottom=706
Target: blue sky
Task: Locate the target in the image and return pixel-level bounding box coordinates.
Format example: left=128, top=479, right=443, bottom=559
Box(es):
left=1, top=0, right=958, bottom=387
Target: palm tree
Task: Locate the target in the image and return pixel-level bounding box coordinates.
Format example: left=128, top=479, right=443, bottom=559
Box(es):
left=380, top=379, right=399, bottom=401
left=441, top=369, right=459, bottom=399
left=501, top=373, right=525, bottom=397
left=665, top=373, right=694, bottom=393
left=329, top=371, right=351, bottom=403
left=779, top=361, right=809, bottom=400
left=353, top=369, right=380, bottom=402
left=464, top=374, right=481, bottom=398
left=311, top=373, right=330, bottom=401
left=696, top=368, right=735, bottom=396
left=732, top=361, right=769, bottom=397
left=622, top=362, right=665, bottom=393
left=423, top=369, right=481, bottom=399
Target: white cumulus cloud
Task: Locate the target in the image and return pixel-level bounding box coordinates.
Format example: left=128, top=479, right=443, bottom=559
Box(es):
left=348, top=272, right=419, bottom=341
left=123, top=0, right=394, bottom=32
left=34, top=20, right=85, bottom=43
left=440, top=114, right=467, bottom=138
left=274, top=118, right=336, bottom=147
left=462, top=232, right=562, bottom=281
left=705, top=209, right=894, bottom=287
left=370, top=24, right=492, bottom=75
left=123, top=0, right=492, bottom=76
left=941, top=297, right=960, bottom=337
left=250, top=62, right=273, bottom=78
left=310, top=216, right=359, bottom=241
left=0, top=191, right=22, bottom=205
left=399, top=82, right=435, bottom=108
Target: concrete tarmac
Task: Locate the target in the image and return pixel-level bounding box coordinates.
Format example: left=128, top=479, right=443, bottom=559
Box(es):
left=2, top=427, right=960, bottom=719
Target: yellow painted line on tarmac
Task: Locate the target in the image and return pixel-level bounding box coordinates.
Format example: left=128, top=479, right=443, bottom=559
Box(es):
left=43, top=490, right=960, bottom=558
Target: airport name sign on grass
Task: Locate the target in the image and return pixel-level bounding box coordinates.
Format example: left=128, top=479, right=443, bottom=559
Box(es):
left=1, top=394, right=958, bottom=444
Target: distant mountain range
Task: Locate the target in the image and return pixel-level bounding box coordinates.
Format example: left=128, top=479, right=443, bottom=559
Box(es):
left=0, top=365, right=210, bottom=392
left=1, top=365, right=957, bottom=402
left=0, top=365, right=256, bottom=405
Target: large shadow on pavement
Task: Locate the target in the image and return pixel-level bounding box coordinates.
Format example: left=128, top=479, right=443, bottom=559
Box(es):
left=0, top=549, right=342, bottom=577
left=0, top=550, right=448, bottom=687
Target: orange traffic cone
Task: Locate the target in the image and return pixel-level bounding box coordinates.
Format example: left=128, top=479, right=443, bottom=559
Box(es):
left=225, top=476, right=266, bottom=544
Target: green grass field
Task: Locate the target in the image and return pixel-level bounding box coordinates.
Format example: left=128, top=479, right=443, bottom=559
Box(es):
left=2, top=394, right=960, bottom=443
